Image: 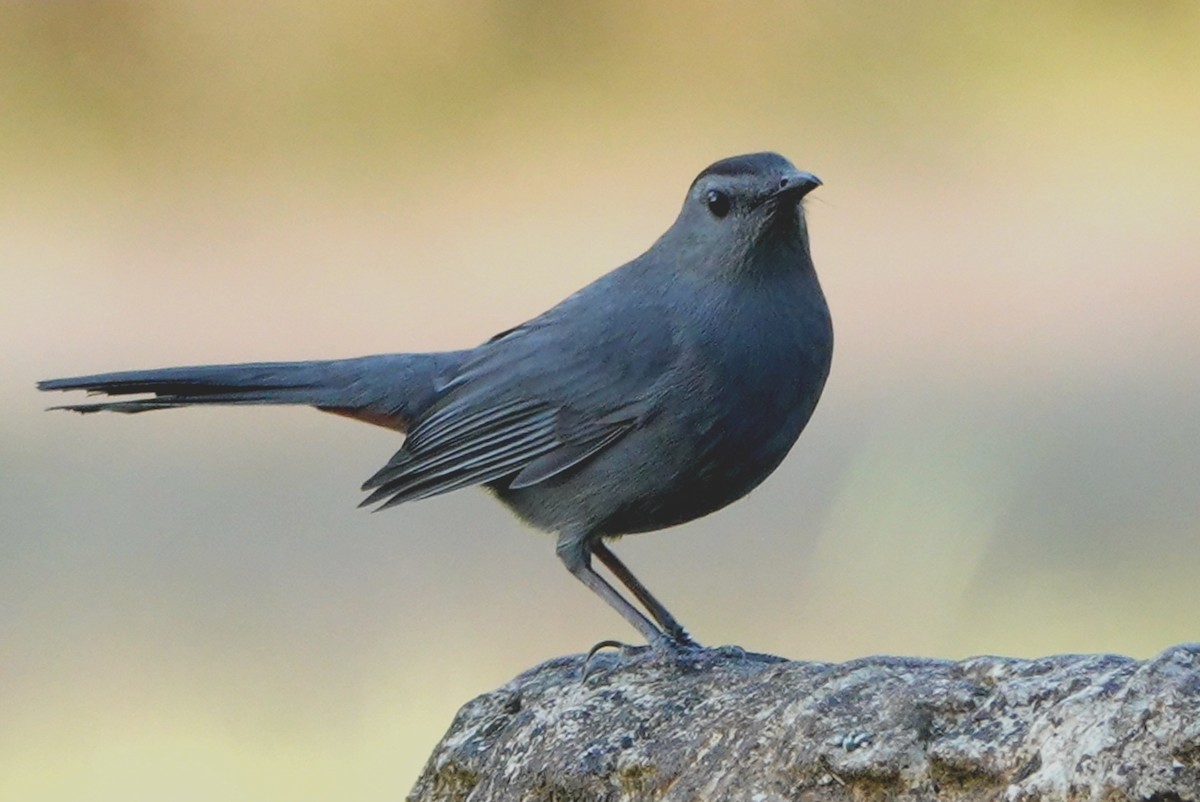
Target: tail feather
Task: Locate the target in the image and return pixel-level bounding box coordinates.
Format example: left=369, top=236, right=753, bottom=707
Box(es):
left=38, top=352, right=469, bottom=431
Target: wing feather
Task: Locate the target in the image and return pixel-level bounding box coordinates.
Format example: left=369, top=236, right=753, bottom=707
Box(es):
left=508, top=426, right=630, bottom=489
left=359, top=281, right=678, bottom=511
left=367, top=437, right=561, bottom=509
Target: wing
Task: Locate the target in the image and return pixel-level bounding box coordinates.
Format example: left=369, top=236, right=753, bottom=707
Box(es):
left=360, top=282, right=678, bottom=510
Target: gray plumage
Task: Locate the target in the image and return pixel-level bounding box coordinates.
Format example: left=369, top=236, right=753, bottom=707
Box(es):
left=39, top=152, right=833, bottom=647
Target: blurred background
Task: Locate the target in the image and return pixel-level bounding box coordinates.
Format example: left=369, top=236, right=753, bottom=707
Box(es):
left=3, top=1, right=1199, bottom=799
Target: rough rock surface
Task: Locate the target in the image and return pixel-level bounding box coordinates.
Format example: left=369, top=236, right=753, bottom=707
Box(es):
left=408, top=643, right=1200, bottom=801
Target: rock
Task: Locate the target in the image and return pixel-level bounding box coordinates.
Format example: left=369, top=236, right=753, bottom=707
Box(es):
left=408, top=643, right=1200, bottom=801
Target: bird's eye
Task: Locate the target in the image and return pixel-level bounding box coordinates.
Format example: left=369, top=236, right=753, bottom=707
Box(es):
left=704, top=189, right=731, bottom=219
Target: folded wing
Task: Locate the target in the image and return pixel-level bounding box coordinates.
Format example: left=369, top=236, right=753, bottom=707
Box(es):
left=361, top=289, right=677, bottom=509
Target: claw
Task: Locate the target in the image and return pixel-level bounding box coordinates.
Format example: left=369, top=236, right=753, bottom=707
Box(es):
left=579, top=639, right=653, bottom=681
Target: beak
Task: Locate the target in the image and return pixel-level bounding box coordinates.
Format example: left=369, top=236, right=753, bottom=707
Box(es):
left=774, top=170, right=822, bottom=200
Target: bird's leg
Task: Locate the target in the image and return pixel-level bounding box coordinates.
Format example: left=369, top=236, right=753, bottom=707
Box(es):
left=591, top=540, right=697, bottom=647
left=556, top=533, right=665, bottom=646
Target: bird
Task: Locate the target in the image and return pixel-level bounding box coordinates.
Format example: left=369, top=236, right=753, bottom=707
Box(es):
left=38, top=152, right=833, bottom=649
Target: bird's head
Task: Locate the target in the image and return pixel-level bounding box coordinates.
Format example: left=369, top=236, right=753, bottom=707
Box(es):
left=661, top=152, right=821, bottom=278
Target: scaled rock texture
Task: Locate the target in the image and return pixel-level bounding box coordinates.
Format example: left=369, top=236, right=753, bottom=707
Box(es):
left=408, top=644, right=1200, bottom=802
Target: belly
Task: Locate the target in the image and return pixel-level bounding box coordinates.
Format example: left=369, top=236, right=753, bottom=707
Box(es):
left=495, top=317, right=832, bottom=536
left=494, top=268, right=833, bottom=537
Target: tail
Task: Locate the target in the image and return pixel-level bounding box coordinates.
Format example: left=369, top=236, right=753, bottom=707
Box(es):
left=38, top=352, right=470, bottom=432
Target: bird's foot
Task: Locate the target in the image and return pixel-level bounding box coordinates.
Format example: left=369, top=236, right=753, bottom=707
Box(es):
left=579, top=639, right=650, bottom=681
left=578, top=632, right=707, bottom=680
left=586, top=638, right=650, bottom=661
left=664, top=626, right=701, bottom=650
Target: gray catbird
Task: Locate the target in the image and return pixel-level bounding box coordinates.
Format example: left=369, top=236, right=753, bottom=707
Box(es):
left=39, top=152, right=832, bottom=648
